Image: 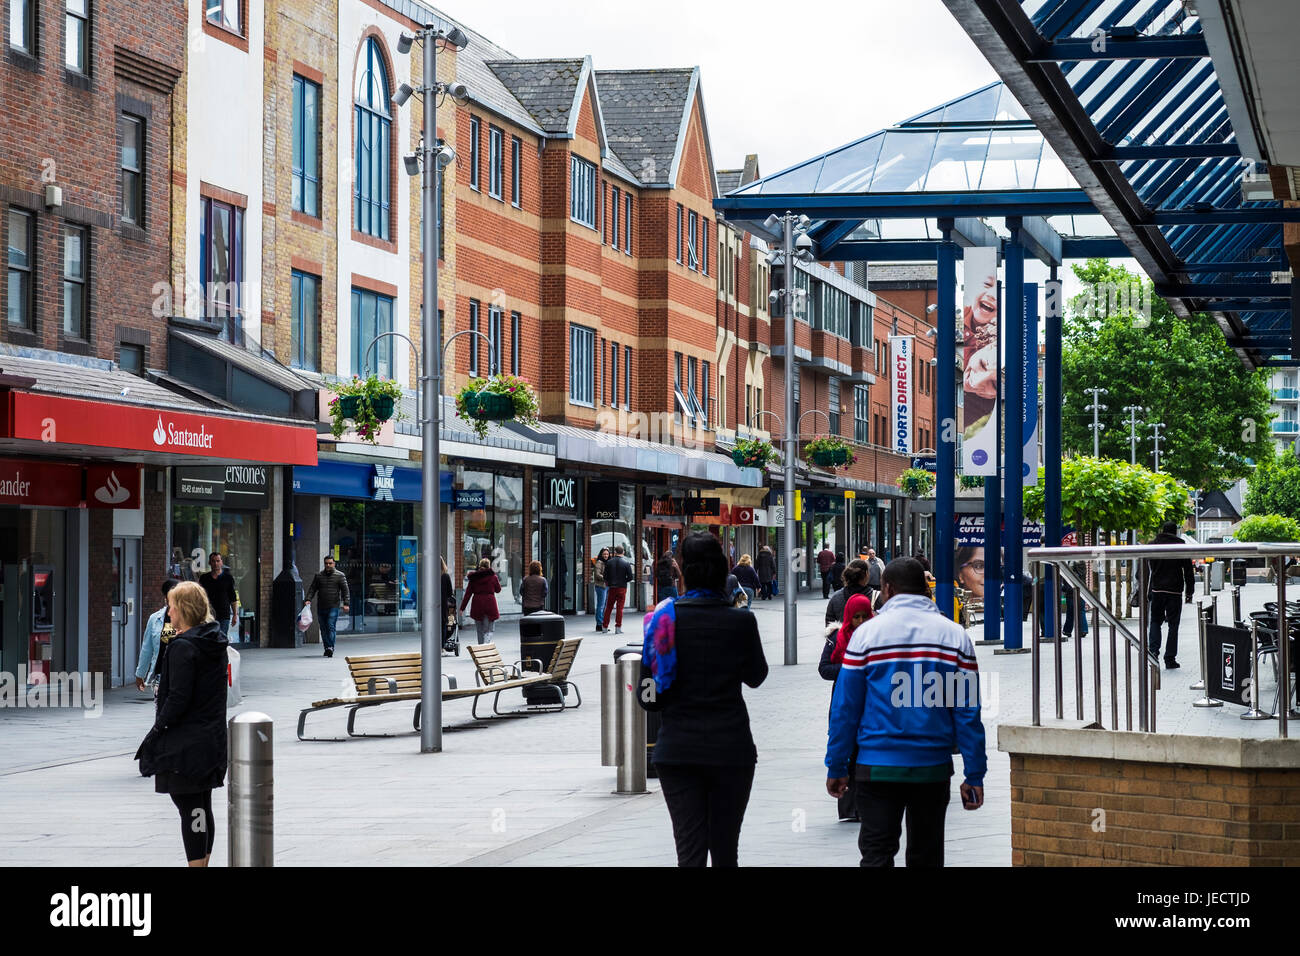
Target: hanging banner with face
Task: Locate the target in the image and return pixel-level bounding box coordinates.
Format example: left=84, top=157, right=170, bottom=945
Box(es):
left=962, top=246, right=999, bottom=476
left=1023, top=282, right=1040, bottom=487
left=890, top=335, right=913, bottom=456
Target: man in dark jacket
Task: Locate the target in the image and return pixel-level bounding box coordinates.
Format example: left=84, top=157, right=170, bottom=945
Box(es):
left=304, top=555, right=351, bottom=658
left=198, top=553, right=237, bottom=634
left=602, top=545, right=635, bottom=634
left=1145, top=523, right=1195, bottom=668
left=755, top=546, right=777, bottom=600
left=818, top=543, right=836, bottom=598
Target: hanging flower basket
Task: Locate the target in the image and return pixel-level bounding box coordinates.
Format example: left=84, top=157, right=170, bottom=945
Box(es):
left=898, top=467, right=937, bottom=498
left=732, top=437, right=778, bottom=470
left=803, top=435, right=857, bottom=471
left=329, top=375, right=406, bottom=445
left=454, top=374, right=540, bottom=440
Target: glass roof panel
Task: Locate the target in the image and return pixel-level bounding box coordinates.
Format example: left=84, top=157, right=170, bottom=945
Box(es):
left=815, top=133, right=886, bottom=193
left=938, top=84, right=1001, bottom=124
left=867, top=130, right=941, bottom=192
left=980, top=131, right=1045, bottom=189
left=923, top=129, right=992, bottom=191
left=752, top=157, right=824, bottom=195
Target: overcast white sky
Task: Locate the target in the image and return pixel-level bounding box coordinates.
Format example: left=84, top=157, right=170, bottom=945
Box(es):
left=433, top=0, right=999, bottom=175
left=432, top=0, right=1140, bottom=297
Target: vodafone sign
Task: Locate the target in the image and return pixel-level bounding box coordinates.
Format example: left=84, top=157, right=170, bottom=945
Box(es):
left=4, top=393, right=317, bottom=466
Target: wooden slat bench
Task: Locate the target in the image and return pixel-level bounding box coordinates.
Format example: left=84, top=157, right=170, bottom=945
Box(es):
left=298, top=652, right=463, bottom=741
left=465, top=642, right=556, bottom=717
left=519, top=637, right=583, bottom=712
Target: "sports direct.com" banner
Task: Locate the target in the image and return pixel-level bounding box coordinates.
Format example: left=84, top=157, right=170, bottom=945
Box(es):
left=890, top=335, right=913, bottom=457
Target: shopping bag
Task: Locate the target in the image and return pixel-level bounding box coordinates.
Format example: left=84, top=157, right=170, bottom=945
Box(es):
left=297, top=604, right=313, bottom=632
left=335, top=613, right=351, bottom=633
left=226, top=646, right=242, bottom=707
left=771, top=578, right=779, bottom=596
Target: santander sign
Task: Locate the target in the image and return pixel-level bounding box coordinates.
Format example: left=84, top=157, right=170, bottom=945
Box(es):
left=152, top=415, right=214, bottom=450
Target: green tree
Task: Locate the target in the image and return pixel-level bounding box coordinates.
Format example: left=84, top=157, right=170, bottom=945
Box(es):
left=1243, top=443, right=1300, bottom=519
left=1061, top=260, right=1271, bottom=491
left=1235, top=514, right=1300, bottom=543
left=1023, top=457, right=1190, bottom=537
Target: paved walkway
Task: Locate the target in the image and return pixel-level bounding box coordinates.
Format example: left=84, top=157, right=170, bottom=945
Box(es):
left=0, top=582, right=1286, bottom=866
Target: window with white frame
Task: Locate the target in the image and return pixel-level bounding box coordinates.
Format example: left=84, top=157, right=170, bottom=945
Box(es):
left=623, top=346, right=631, bottom=409
left=488, top=304, right=503, bottom=374
left=65, top=0, right=88, bottom=73
left=610, top=186, right=620, bottom=249
left=62, top=224, right=87, bottom=339
left=488, top=125, right=503, bottom=200
left=570, top=156, right=596, bottom=228
left=469, top=115, right=481, bottom=191
left=510, top=311, right=520, bottom=375
left=511, top=136, right=522, bottom=206
left=624, top=193, right=632, bottom=255
left=569, top=324, right=594, bottom=404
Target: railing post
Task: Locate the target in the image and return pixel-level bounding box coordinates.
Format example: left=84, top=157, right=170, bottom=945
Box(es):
left=1031, top=559, right=1040, bottom=726
left=1138, top=558, right=1149, bottom=732
left=1052, top=563, right=1064, bottom=721
left=1192, top=602, right=1222, bottom=708
left=1242, top=620, right=1272, bottom=721
left=1276, top=556, right=1290, bottom=739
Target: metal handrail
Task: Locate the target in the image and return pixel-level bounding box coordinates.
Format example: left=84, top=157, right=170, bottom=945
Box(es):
left=1030, top=542, right=1300, bottom=561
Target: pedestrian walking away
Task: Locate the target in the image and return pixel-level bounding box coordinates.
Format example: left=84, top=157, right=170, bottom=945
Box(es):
left=602, top=545, right=635, bottom=633
left=819, top=591, right=874, bottom=822
left=817, top=542, right=836, bottom=598
left=304, top=555, right=351, bottom=658
left=461, top=558, right=502, bottom=644
left=828, top=552, right=847, bottom=597
left=1145, top=522, right=1195, bottom=668
left=441, top=558, right=458, bottom=655
left=732, top=553, right=761, bottom=606
left=826, top=559, right=872, bottom=627
left=135, top=579, right=179, bottom=693
left=592, top=548, right=610, bottom=631
left=640, top=531, right=768, bottom=866
left=825, top=557, right=986, bottom=867
left=520, top=561, right=549, bottom=615
left=198, top=552, right=238, bottom=636
left=655, top=549, right=683, bottom=601
left=755, top=545, right=777, bottom=600
left=134, top=581, right=229, bottom=867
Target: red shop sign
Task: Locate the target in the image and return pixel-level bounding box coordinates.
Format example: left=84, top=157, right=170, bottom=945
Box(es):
left=6, top=392, right=317, bottom=466
left=85, top=465, right=141, bottom=509
left=0, top=460, right=83, bottom=507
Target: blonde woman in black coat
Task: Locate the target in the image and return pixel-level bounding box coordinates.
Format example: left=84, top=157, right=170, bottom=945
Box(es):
left=135, top=581, right=229, bottom=866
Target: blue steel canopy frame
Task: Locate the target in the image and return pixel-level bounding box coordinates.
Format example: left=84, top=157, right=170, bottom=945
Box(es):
left=941, top=0, right=1297, bottom=370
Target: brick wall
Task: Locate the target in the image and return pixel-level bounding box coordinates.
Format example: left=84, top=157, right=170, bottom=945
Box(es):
left=0, top=1, right=185, bottom=367
left=1005, top=725, right=1300, bottom=866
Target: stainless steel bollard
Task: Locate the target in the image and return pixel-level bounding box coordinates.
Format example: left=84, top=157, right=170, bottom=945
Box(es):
left=600, top=663, right=619, bottom=767
left=229, top=712, right=274, bottom=867
left=615, top=654, right=646, bottom=794
left=1232, top=585, right=1243, bottom=627
left=1192, top=604, right=1223, bottom=708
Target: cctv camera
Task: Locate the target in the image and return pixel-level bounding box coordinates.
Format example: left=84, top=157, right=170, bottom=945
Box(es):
left=926, top=303, right=938, bottom=314
left=435, top=145, right=457, bottom=169
left=397, top=32, right=414, bottom=55
left=768, top=290, right=780, bottom=305
left=795, top=233, right=813, bottom=251
left=403, top=154, right=422, bottom=177
left=446, top=82, right=470, bottom=106
left=394, top=82, right=414, bottom=107
left=443, top=27, right=469, bottom=50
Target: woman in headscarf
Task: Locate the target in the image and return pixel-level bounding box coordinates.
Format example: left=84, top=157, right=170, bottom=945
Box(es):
left=639, top=532, right=768, bottom=866
left=819, top=592, right=874, bottom=822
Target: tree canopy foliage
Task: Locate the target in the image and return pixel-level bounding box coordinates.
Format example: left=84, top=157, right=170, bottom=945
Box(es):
left=1061, top=260, right=1271, bottom=492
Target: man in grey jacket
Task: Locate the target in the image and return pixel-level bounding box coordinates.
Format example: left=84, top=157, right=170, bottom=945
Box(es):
left=305, top=555, right=350, bottom=658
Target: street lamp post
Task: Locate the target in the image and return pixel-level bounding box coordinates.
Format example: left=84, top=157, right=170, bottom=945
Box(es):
left=764, top=212, right=811, bottom=665
left=393, top=21, right=469, bottom=753
left=1084, top=387, right=1108, bottom=458
left=1149, top=421, right=1166, bottom=473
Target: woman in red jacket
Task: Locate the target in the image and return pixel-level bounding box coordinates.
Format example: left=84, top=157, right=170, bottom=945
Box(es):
left=460, top=558, right=502, bottom=644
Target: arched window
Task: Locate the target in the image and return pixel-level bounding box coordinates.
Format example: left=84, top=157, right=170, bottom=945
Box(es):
left=355, top=37, right=392, bottom=240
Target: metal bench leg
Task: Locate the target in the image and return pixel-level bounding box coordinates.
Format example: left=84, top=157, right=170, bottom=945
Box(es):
left=564, top=683, right=581, bottom=709
left=413, top=701, right=421, bottom=732
left=297, top=706, right=349, bottom=743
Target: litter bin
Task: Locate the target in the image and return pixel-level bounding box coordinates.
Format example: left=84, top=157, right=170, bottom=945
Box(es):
left=614, top=642, right=659, bottom=778
left=521, top=611, right=565, bottom=705
left=270, top=567, right=303, bottom=648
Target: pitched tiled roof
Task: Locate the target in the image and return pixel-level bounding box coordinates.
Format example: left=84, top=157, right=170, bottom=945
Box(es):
left=595, top=69, right=694, bottom=186
left=487, top=58, right=585, bottom=135
left=716, top=169, right=743, bottom=195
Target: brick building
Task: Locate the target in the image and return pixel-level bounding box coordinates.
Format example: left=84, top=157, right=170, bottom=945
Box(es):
left=0, top=0, right=317, bottom=692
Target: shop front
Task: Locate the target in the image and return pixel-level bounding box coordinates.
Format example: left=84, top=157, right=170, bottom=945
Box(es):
left=170, top=465, right=271, bottom=645
left=292, top=461, right=440, bottom=634
left=0, top=459, right=141, bottom=687
left=588, top=479, right=638, bottom=612
left=533, top=471, right=583, bottom=615
left=459, top=467, right=527, bottom=616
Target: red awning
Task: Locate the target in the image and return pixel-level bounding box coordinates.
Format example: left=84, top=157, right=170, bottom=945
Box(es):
left=0, top=391, right=317, bottom=467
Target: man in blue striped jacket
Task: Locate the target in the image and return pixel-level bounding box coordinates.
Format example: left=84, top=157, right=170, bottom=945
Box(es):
left=825, top=557, right=986, bottom=867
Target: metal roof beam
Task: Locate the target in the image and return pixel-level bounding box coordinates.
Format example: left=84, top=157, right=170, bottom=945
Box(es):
left=1110, top=143, right=1239, bottom=161
left=1172, top=259, right=1287, bottom=273
left=1020, top=215, right=1064, bottom=266
left=1197, top=300, right=1289, bottom=311
left=1157, top=283, right=1291, bottom=299
left=1025, top=36, right=1210, bottom=62
left=712, top=190, right=1095, bottom=221
left=1148, top=206, right=1300, bottom=225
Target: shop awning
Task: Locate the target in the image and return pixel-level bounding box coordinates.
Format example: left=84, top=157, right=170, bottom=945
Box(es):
left=0, top=350, right=317, bottom=467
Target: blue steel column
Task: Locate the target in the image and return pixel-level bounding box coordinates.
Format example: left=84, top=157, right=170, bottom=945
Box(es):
left=936, top=220, right=957, bottom=619
left=982, top=245, right=1003, bottom=646
left=1044, top=267, right=1062, bottom=641
left=1003, top=217, right=1025, bottom=651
